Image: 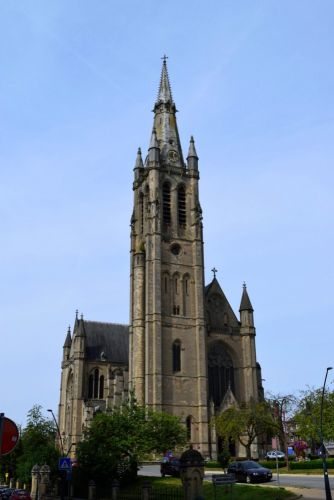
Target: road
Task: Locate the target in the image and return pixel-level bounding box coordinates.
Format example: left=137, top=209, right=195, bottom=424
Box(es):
left=139, top=464, right=334, bottom=498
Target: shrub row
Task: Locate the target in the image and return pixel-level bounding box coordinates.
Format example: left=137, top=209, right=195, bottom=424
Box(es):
left=289, top=458, right=334, bottom=470
left=259, top=460, right=286, bottom=469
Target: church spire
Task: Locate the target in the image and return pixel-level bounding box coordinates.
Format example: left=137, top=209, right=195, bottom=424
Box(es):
left=155, top=55, right=174, bottom=107
left=151, top=57, right=184, bottom=167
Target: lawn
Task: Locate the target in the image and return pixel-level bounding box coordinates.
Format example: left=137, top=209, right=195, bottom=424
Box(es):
left=121, top=476, right=297, bottom=499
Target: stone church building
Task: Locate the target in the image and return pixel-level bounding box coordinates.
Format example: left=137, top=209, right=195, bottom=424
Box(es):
left=58, top=60, right=264, bottom=459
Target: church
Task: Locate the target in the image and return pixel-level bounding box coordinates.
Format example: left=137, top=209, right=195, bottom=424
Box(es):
left=58, top=59, right=264, bottom=459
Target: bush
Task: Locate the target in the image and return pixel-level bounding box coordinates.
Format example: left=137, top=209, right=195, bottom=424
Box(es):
left=290, top=458, right=334, bottom=470
left=204, top=461, right=221, bottom=468
left=259, top=460, right=286, bottom=469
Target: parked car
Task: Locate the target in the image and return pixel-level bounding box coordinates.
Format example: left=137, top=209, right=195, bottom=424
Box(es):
left=227, top=460, right=272, bottom=483
left=266, top=450, right=285, bottom=460
left=9, top=490, right=31, bottom=500
left=160, top=457, right=181, bottom=477
left=0, top=489, right=15, bottom=499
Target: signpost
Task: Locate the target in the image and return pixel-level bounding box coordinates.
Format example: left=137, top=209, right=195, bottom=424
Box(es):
left=0, top=413, right=19, bottom=456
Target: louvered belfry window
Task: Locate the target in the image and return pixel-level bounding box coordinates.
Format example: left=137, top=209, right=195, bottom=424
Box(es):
left=162, top=182, right=171, bottom=225
left=178, top=185, right=186, bottom=227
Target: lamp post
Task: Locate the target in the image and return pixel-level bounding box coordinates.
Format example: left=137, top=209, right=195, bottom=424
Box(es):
left=47, top=409, right=64, bottom=456
left=320, top=367, right=333, bottom=500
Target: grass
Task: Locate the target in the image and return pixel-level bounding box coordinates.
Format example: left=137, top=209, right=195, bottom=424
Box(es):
left=121, top=476, right=297, bottom=499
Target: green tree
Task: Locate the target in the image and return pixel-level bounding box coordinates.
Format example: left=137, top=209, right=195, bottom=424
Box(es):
left=266, top=394, right=297, bottom=451
left=16, top=405, right=60, bottom=484
left=293, top=387, right=334, bottom=454
left=76, top=398, right=187, bottom=487
left=213, top=401, right=278, bottom=458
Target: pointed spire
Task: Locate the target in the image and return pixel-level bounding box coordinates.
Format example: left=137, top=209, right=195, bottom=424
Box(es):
left=149, top=128, right=159, bottom=149
left=239, top=282, right=254, bottom=312
left=134, top=147, right=144, bottom=179
left=155, top=55, right=174, bottom=107
left=187, top=136, right=198, bottom=158
left=76, top=314, right=86, bottom=337
left=187, top=136, right=199, bottom=172
left=134, top=148, right=144, bottom=169
left=151, top=58, right=184, bottom=167
left=148, top=128, right=160, bottom=163
left=63, top=326, right=72, bottom=348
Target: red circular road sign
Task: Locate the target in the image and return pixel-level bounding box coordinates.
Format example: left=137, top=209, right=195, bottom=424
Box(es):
left=0, top=417, right=19, bottom=455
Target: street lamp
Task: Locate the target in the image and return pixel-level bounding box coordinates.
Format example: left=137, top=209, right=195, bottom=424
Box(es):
left=320, top=367, right=333, bottom=500
left=47, top=409, right=65, bottom=456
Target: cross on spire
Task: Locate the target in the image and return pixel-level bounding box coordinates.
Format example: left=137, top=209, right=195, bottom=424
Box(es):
left=161, top=54, right=168, bottom=63
left=211, top=267, right=218, bottom=279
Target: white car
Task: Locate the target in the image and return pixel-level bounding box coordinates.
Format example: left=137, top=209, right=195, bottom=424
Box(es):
left=266, top=450, right=285, bottom=460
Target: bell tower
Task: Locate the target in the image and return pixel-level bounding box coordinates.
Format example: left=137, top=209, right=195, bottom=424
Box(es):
left=129, top=59, right=209, bottom=454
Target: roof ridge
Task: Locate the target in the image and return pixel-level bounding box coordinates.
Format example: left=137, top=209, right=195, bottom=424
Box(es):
left=83, top=319, right=129, bottom=327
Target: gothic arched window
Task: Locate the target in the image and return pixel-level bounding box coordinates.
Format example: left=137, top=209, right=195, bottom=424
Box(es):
left=88, top=369, right=105, bottom=399
left=186, top=415, right=192, bottom=441
left=173, top=340, right=181, bottom=372
left=88, top=374, right=94, bottom=398
left=178, top=185, right=186, bottom=227
left=93, top=368, right=99, bottom=398
left=99, top=375, right=104, bottom=399
left=183, top=274, right=190, bottom=316
left=162, top=182, right=171, bottom=225
left=208, top=342, right=235, bottom=408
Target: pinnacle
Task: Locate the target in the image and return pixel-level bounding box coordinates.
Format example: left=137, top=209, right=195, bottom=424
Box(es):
left=155, top=57, right=174, bottom=106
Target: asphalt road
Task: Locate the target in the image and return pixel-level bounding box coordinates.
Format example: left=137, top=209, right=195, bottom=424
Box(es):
left=139, top=464, right=334, bottom=495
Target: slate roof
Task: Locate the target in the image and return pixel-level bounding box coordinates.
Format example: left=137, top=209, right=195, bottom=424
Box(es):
left=83, top=320, right=129, bottom=364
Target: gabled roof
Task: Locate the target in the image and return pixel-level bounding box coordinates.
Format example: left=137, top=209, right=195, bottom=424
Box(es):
left=80, top=320, right=129, bottom=364
left=205, top=278, right=239, bottom=327
left=219, top=384, right=239, bottom=413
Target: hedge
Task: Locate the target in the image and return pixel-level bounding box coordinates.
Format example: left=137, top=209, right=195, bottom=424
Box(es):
left=290, top=458, right=334, bottom=470
left=259, top=460, right=287, bottom=469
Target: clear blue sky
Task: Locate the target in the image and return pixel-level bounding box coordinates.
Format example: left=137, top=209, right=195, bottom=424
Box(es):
left=1, top=0, right=333, bottom=426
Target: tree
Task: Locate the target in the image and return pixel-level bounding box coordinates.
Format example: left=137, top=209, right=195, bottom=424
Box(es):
left=76, top=398, right=187, bottom=487
left=266, top=393, right=297, bottom=451
left=16, top=405, right=59, bottom=484
left=213, top=401, right=278, bottom=458
left=293, top=387, right=334, bottom=454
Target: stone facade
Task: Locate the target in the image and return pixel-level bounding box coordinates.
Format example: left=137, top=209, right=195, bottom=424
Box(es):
left=58, top=60, right=263, bottom=458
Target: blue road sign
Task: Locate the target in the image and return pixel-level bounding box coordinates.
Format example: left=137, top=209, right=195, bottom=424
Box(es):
left=58, top=457, right=72, bottom=470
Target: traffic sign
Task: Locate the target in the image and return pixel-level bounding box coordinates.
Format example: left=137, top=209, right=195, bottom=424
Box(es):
left=58, top=457, right=72, bottom=470
left=0, top=415, right=19, bottom=455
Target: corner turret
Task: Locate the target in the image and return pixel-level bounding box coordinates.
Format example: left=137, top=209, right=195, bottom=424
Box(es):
left=239, top=282, right=254, bottom=327
left=187, top=136, right=199, bottom=173
left=63, top=326, right=72, bottom=361
left=148, top=128, right=160, bottom=164
left=134, top=147, right=144, bottom=180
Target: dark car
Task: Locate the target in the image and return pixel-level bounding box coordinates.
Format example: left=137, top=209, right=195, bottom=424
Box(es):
left=9, top=490, right=31, bottom=500
left=0, top=489, right=15, bottom=499
left=227, top=460, right=272, bottom=483
left=160, top=457, right=180, bottom=477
